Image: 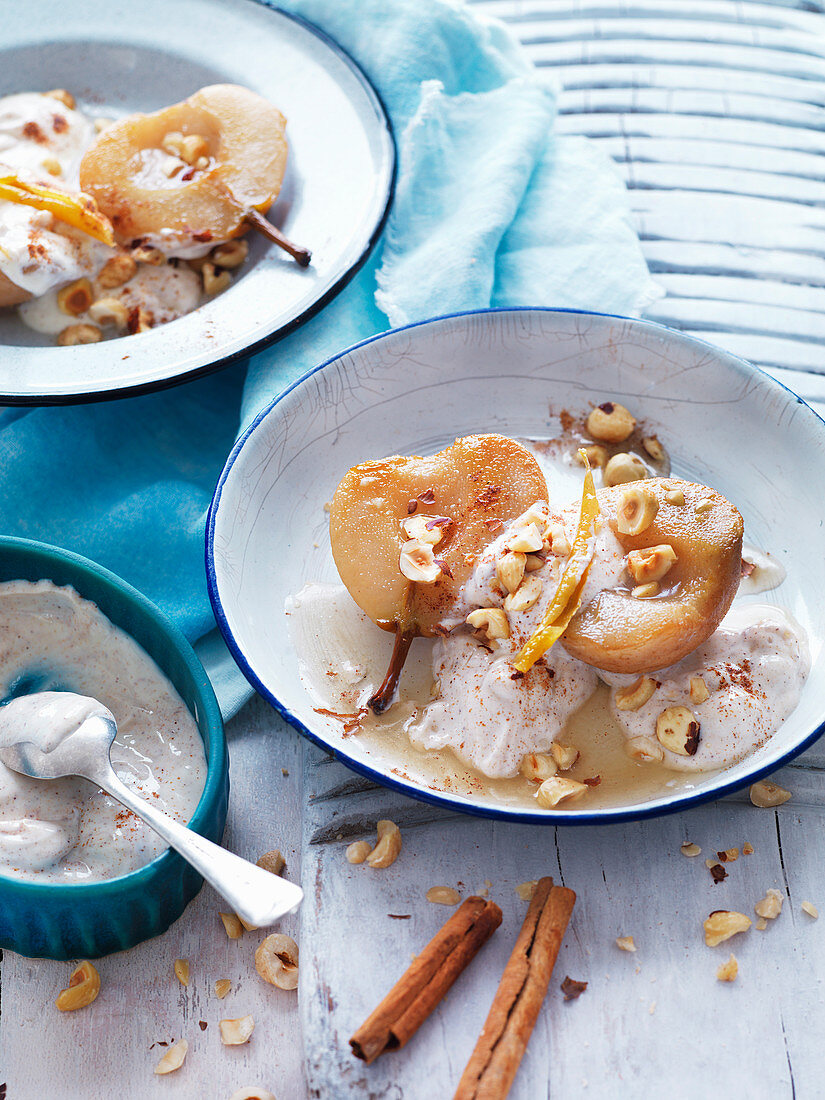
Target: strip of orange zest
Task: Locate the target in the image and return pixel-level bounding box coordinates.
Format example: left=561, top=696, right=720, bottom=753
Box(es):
left=0, top=175, right=115, bottom=246
left=513, top=451, right=601, bottom=672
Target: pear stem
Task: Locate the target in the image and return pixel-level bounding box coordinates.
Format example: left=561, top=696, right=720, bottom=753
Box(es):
left=368, top=626, right=415, bottom=715
left=244, top=208, right=311, bottom=267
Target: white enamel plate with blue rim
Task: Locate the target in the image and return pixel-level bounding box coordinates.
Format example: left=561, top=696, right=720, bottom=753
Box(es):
left=207, top=308, right=825, bottom=824
left=0, top=0, right=394, bottom=402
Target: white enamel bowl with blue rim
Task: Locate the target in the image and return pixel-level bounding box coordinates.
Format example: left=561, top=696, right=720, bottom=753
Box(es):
left=206, top=307, right=825, bottom=824
left=0, top=0, right=394, bottom=402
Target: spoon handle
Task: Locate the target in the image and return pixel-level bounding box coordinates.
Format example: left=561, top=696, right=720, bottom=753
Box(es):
left=97, top=768, right=303, bottom=927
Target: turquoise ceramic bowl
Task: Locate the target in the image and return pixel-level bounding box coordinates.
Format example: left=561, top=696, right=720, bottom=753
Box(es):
left=0, top=538, right=228, bottom=959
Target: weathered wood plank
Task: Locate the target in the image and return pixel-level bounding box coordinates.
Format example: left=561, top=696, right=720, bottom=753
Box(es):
left=0, top=696, right=307, bottom=1100
left=300, top=774, right=824, bottom=1098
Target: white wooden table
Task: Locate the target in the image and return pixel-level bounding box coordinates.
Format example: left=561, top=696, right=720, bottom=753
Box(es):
left=4, top=2, right=825, bottom=1097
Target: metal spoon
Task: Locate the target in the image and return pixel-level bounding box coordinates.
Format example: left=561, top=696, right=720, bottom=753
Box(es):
left=0, top=693, right=303, bottom=927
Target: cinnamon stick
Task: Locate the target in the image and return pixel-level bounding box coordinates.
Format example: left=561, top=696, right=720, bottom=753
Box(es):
left=350, top=896, right=502, bottom=1064
left=454, top=877, right=576, bottom=1099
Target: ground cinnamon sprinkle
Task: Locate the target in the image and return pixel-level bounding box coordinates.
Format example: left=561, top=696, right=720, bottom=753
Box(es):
left=313, top=706, right=368, bottom=736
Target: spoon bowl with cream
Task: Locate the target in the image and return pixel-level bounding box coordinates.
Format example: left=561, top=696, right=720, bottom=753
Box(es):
left=0, top=537, right=228, bottom=958
left=0, top=690, right=301, bottom=928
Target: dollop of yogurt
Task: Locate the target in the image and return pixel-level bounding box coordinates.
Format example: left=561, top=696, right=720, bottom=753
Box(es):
left=0, top=581, right=206, bottom=882
left=407, top=502, right=624, bottom=777
left=604, top=604, right=810, bottom=771
left=407, top=634, right=595, bottom=777
left=0, top=690, right=108, bottom=750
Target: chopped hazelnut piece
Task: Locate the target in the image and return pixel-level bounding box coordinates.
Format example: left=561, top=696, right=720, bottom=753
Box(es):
left=56, top=278, right=94, bottom=318
left=802, top=901, right=819, bottom=919
left=631, top=582, right=659, bottom=598
left=536, top=776, right=587, bottom=808
left=550, top=742, right=579, bottom=770
left=212, top=239, right=249, bottom=269
left=586, top=401, right=635, bottom=443
left=219, top=912, right=244, bottom=940
left=202, top=260, right=232, bottom=295
left=509, top=523, right=544, bottom=554
left=400, top=539, right=440, bottom=583
left=616, top=486, right=658, bottom=536
left=689, top=676, right=710, bottom=705
left=89, top=297, right=129, bottom=329
left=154, top=1039, right=188, bottom=1075
left=366, top=820, right=402, bottom=868
left=97, top=253, right=137, bottom=288
left=404, top=513, right=447, bottom=545
left=664, top=488, right=685, bottom=506
left=215, top=979, right=232, bottom=999
left=703, top=910, right=751, bottom=947
left=228, top=1090, right=277, bottom=1100
left=132, top=244, right=166, bottom=266
left=642, top=436, right=667, bottom=463
left=496, top=550, right=526, bottom=594
left=255, top=934, right=299, bottom=990
left=345, top=840, right=372, bottom=865
left=718, top=848, right=739, bottom=862
left=519, top=752, right=557, bottom=783
left=755, top=917, right=768, bottom=931
left=576, top=444, right=608, bottom=468
left=615, top=936, right=637, bottom=953
left=256, top=849, right=286, bottom=876
left=627, top=544, right=677, bottom=585
left=55, top=961, right=100, bottom=1011
left=174, top=959, right=190, bottom=986
left=466, top=607, right=510, bottom=641
left=603, top=452, right=647, bottom=487
left=561, top=976, right=588, bottom=1001
left=504, top=574, right=543, bottom=613
left=219, top=1015, right=255, bottom=1046
left=681, top=842, right=701, bottom=858
left=57, top=323, right=102, bottom=346
left=615, top=676, right=656, bottom=712
left=626, top=735, right=664, bottom=763
left=754, top=889, right=783, bottom=920
left=694, top=499, right=714, bottom=515
left=743, top=842, right=754, bottom=856
left=749, top=780, right=791, bottom=808
left=45, top=88, right=75, bottom=110
left=716, top=954, right=738, bottom=983
left=516, top=880, right=538, bottom=901
left=656, top=706, right=700, bottom=757
left=426, top=886, right=461, bottom=906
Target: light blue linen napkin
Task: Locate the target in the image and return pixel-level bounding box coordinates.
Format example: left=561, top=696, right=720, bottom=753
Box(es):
left=0, top=0, right=659, bottom=718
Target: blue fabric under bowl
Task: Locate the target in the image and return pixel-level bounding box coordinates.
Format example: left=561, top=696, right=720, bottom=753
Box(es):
left=0, top=537, right=228, bottom=959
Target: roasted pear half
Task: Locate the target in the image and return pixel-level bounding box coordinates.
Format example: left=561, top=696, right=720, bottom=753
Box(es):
left=562, top=478, right=743, bottom=674
left=330, top=434, right=548, bottom=710
left=79, top=84, right=288, bottom=244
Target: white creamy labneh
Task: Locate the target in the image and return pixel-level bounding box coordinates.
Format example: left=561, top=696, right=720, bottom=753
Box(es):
left=0, top=581, right=206, bottom=883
